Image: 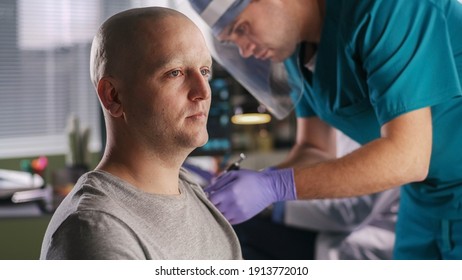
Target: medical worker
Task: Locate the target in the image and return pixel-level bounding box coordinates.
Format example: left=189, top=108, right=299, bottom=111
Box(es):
left=184, top=0, right=462, bottom=259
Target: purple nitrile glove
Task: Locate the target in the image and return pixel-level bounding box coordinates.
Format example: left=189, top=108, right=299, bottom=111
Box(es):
left=261, top=166, right=277, bottom=172
left=204, top=168, right=297, bottom=225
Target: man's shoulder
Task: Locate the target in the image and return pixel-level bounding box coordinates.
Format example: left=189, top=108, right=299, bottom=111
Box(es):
left=61, top=170, right=121, bottom=212
left=41, top=171, right=145, bottom=259
left=43, top=171, right=129, bottom=242
left=41, top=209, right=144, bottom=259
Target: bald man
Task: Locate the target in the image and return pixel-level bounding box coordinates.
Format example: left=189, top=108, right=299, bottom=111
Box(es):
left=40, top=7, right=242, bottom=260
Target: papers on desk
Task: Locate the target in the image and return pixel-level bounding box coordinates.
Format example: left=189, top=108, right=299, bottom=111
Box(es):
left=0, top=169, right=44, bottom=198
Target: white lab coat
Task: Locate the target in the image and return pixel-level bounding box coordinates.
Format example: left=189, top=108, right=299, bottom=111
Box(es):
left=282, top=131, right=399, bottom=259
left=284, top=188, right=399, bottom=259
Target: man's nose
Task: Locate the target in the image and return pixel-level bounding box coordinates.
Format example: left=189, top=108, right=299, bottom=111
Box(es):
left=235, top=37, right=255, bottom=58
left=189, top=72, right=211, bottom=101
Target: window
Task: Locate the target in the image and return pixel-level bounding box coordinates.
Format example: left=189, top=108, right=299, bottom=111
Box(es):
left=0, top=0, right=170, bottom=158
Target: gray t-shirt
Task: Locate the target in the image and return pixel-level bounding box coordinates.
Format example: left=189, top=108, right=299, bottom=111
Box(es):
left=40, top=169, right=242, bottom=259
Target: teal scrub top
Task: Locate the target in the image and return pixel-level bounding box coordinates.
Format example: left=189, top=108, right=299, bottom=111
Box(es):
left=285, top=0, right=462, bottom=219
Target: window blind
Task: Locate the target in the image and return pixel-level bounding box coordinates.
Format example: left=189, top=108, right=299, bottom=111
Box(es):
left=0, top=0, right=170, bottom=158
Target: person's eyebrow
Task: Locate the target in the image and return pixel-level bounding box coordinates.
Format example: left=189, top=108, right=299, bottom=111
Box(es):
left=152, top=52, right=181, bottom=69
left=226, top=21, right=236, bottom=37
left=156, top=57, right=175, bottom=69
left=219, top=20, right=237, bottom=40
left=152, top=55, right=213, bottom=73
left=147, top=58, right=167, bottom=73
left=205, top=55, right=213, bottom=67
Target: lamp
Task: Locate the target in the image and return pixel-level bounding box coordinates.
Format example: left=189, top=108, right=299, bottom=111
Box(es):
left=231, top=104, right=272, bottom=125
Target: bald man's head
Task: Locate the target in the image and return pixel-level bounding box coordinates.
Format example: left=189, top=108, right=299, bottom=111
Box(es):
left=90, top=7, right=192, bottom=88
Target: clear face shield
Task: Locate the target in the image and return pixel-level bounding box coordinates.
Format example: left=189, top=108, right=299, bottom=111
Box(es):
left=175, top=0, right=304, bottom=120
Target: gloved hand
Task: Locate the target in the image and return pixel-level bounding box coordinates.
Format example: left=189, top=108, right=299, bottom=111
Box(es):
left=205, top=168, right=297, bottom=225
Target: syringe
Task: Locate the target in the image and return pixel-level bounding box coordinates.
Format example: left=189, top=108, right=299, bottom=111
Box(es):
left=225, top=153, right=246, bottom=172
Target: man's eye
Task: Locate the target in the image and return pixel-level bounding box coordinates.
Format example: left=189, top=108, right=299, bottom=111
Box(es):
left=169, top=70, right=181, bottom=77
left=201, top=68, right=210, bottom=76
left=201, top=68, right=212, bottom=80
left=234, top=23, right=247, bottom=36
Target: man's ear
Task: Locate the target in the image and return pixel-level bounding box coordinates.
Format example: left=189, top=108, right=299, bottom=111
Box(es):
left=97, top=77, right=123, bottom=117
